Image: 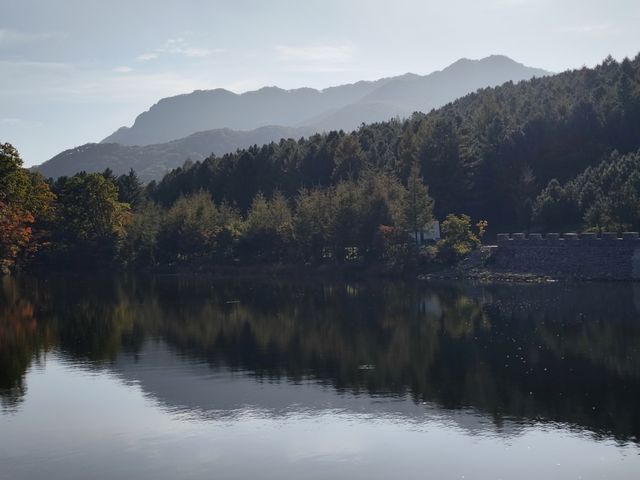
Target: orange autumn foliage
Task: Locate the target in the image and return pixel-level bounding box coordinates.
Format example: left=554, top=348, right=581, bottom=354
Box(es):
left=0, top=201, right=35, bottom=272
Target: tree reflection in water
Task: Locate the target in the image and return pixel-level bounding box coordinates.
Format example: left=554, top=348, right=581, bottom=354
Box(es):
left=1, top=274, right=639, bottom=443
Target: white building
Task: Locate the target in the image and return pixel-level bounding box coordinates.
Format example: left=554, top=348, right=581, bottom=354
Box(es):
left=410, top=220, right=440, bottom=245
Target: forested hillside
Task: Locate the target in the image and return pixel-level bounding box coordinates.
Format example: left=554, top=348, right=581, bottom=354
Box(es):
left=101, top=55, right=548, bottom=146
left=34, top=55, right=548, bottom=181
left=3, top=55, right=640, bottom=272
left=35, top=125, right=314, bottom=182
left=533, top=150, right=640, bottom=232
left=152, top=54, right=640, bottom=232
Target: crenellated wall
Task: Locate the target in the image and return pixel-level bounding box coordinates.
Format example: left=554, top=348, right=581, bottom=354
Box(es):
left=494, top=232, right=640, bottom=280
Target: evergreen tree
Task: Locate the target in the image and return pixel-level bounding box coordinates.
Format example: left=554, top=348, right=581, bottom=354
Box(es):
left=404, top=161, right=434, bottom=243
left=117, top=169, right=144, bottom=209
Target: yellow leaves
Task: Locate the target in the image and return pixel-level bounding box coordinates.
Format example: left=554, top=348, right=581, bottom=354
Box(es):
left=476, top=219, right=489, bottom=239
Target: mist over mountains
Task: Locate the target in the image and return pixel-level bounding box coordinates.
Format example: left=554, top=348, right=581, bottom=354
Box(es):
left=37, top=126, right=314, bottom=182
left=35, top=55, right=549, bottom=181
left=103, top=55, right=549, bottom=146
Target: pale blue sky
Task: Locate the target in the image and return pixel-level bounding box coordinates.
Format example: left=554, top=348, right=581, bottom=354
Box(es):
left=2, top=0, right=639, bottom=166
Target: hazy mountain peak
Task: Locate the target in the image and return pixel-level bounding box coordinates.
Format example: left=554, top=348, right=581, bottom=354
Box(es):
left=396, top=72, right=422, bottom=80
left=486, top=53, right=516, bottom=61
left=250, top=86, right=286, bottom=94
left=101, top=54, right=548, bottom=147
left=442, top=54, right=538, bottom=73
left=37, top=125, right=316, bottom=182
left=29, top=55, right=551, bottom=181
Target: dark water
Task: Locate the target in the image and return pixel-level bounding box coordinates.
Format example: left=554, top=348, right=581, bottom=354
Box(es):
left=1, top=275, right=640, bottom=479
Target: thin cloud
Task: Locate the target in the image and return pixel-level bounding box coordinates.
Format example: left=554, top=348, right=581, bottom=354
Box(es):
left=280, top=63, right=358, bottom=74
left=0, top=60, right=209, bottom=104
left=113, top=66, right=133, bottom=73
left=556, top=23, right=620, bottom=35
left=1, top=117, right=26, bottom=125
left=0, top=60, right=72, bottom=72
left=137, top=52, right=159, bottom=61
left=162, top=38, right=212, bottom=57
left=0, top=28, right=65, bottom=47
left=490, top=0, right=539, bottom=6
left=275, top=44, right=355, bottom=63
left=0, top=117, right=43, bottom=127
left=136, top=38, right=223, bottom=61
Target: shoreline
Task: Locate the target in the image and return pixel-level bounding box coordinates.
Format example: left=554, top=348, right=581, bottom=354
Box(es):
left=18, top=241, right=639, bottom=284
left=19, top=260, right=637, bottom=284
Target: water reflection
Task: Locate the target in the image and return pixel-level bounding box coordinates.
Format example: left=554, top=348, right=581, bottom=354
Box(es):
left=1, top=274, right=640, bottom=445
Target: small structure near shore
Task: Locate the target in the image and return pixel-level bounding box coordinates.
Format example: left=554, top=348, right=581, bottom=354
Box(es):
left=494, top=232, right=640, bottom=280
left=410, top=220, right=441, bottom=245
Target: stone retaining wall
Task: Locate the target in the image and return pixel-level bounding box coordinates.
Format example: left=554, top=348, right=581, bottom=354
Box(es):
left=494, top=232, right=640, bottom=280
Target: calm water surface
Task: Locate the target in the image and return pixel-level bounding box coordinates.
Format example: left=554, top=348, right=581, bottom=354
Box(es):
left=1, top=275, right=639, bottom=479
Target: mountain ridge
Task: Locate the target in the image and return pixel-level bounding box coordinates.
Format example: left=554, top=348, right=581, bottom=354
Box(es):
left=102, top=55, right=550, bottom=146
left=36, top=55, right=551, bottom=180
left=37, top=125, right=315, bottom=182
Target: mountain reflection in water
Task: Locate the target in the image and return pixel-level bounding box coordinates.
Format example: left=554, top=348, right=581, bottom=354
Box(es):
left=1, top=275, right=640, bottom=479
left=2, top=275, right=640, bottom=440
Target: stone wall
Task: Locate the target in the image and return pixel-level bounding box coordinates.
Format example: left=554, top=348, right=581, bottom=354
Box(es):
left=494, top=232, right=640, bottom=280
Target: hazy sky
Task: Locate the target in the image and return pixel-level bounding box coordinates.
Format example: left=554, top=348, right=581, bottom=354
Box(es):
left=2, top=0, right=639, bottom=166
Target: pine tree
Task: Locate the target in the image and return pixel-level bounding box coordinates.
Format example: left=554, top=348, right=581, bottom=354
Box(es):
left=404, top=162, right=434, bottom=243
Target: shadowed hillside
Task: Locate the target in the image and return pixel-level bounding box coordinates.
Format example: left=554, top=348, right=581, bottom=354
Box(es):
left=151, top=54, right=639, bottom=231
left=35, top=125, right=314, bottom=182
left=35, top=55, right=548, bottom=181
left=102, top=55, right=548, bottom=147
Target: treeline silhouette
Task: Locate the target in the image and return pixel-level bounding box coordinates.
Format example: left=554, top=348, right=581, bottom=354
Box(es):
left=533, top=150, right=640, bottom=231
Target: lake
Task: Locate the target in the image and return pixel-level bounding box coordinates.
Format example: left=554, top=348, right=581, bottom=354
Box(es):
left=1, top=274, right=639, bottom=479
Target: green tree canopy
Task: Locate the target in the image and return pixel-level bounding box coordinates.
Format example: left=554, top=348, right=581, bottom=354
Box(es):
left=404, top=161, right=435, bottom=241
left=53, top=172, right=130, bottom=266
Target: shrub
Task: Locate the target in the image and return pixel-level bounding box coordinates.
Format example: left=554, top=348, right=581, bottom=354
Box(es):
left=436, top=214, right=483, bottom=263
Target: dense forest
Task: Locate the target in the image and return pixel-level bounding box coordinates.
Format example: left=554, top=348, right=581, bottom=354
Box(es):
left=152, top=54, right=640, bottom=228
left=1, top=141, right=453, bottom=271
left=1, top=54, right=640, bottom=272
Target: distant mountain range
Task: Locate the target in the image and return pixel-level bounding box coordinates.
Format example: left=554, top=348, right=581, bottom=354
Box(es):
left=37, top=125, right=314, bottom=182
left=35, top=55, right=550, bottom=180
